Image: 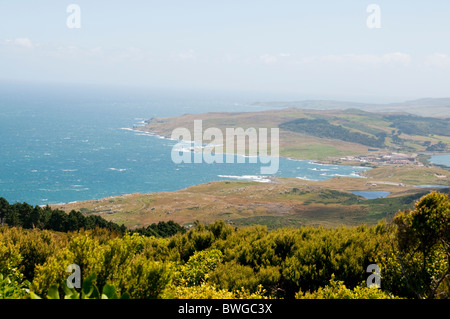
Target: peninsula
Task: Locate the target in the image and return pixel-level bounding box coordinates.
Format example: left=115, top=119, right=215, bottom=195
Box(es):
left=54, top=107, right=449, bottom=229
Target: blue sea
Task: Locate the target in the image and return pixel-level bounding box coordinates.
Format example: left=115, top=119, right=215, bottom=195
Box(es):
left=430, top=154, right=450, bottom=169
left=0, top=83, right=370, bottom=206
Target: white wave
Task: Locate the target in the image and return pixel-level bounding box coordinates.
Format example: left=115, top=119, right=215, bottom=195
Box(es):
left=352, top=166, right=370, bottom=170
left=296, top=176, right=317, bottom=181
left=308, top=161, right=336, bottom=168
left=134, top=133, right=152, bottom=136
left=61, top=169, right=78, bottom=172
left=217, top=175, right=272, bottom=183
left=309, top=168, right=330, bottom=171
left=133, top=118, right=147, bottom=124
left=120, top=127, right=176, bottom=141
left=108, top=168, right=127, bottom=172
left=286, top=157, right=303, bottom=162
left=320, top=173, right=348, bottom=177
left=319, top=172, right=365, bottom=178
left=350, top=171, right=366, bottom=178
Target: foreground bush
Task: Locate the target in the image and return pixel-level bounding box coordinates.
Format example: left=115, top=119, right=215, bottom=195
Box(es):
left=0, top=191, right=448, bottom=299
left=296, top=275, right=400, bottom=299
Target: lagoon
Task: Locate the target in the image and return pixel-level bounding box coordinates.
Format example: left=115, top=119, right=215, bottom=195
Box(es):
left=430, top=154, right=450, bottom=169
left=349, top=191, right=390, bottom=199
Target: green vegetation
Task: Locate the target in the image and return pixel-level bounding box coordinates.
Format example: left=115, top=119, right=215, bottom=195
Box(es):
left=139, top=107, right=449, bottom=162
left=0, top=197, right=185, bottom=238
left=56, top=170, right=447, bottom=230
left=391, top=191, right=450, bottom=298
left=0, top=192, right=448, bottom=299
left=296, top=275, right=398, bottom=299
left=385, top=114, right=450, bottom=137
left=0, top=198, right=127, bottom=234
left=279, top=118, right=386, bottom=148
left=251, top=98, right=450, bottom=118
left=280, top=144, right=353, bottom=161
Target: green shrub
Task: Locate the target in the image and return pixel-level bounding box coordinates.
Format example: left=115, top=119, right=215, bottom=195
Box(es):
left=30, top=273, right=129, bottom=299
left=296, top=275, right=400, bottom=299
left=0, top=273, right=30, bottom=299
left=116, top=258, right=173, bottom=299
left=180, top=249, right=223, bottom=286
left=209, top=261, right=259, bottom=293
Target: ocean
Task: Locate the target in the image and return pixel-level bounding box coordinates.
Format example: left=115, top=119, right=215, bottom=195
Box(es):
left=0, top=83, right=370, bottom=206
left=430, top=154, right=450, bottom=168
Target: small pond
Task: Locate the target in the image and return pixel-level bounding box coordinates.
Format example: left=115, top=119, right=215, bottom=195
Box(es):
left=349, top=190, right=390, bottom=199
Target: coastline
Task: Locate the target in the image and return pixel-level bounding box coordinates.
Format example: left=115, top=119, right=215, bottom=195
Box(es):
left=429, top=153, right=450, bottom=170
left=49, top=128, right=448, bottom=228
left=35, top=125, right=447, bottom=210
left=133, top=124, right=371, bottom=168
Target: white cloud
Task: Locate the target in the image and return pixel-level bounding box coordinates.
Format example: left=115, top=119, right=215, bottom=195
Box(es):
left=381, top=52, right=412, bottom=66
left=108, top=46, right=149, bottom=63
left=260, top=54, right=277, bottom=64
left=177, top=49, right=196, bottom=60
left=90, top=47, right=104, bottom=57
left=5, top=37, right=34, bottom=49
left=290, top=52, right=412, bottom=68
left=424, top=53, right=450, bottom=69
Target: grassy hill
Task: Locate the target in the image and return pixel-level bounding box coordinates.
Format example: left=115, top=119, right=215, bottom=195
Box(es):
left=137, top=107, right=449, bottom=161
left=53, top=106, right=449, bottom=230
left=53, top=165, right=448, bottom=230
left=251, top=98, right=450, bottom=118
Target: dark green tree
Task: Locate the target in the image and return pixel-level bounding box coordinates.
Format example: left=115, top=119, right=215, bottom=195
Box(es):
left=393, top=191, right=450, bottom=298
left=0, top=197, right=9, bottom=226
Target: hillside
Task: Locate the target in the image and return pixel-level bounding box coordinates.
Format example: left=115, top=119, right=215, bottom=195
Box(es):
left=50, top=106, right=450, bottom=230
left=136, top=107, right=449, bottom=162
left=53, top=165, right=448, bottom=229
left=251, top=98, right=450, bottom=118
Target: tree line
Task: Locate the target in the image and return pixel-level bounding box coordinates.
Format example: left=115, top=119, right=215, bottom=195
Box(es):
left=279, top=118, right=386, bottom=148
left=0, top=197, right=185, bottom=238
left=385, top=114, right=450, bottom=137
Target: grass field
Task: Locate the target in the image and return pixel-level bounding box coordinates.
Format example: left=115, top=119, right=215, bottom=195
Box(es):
left=53, top=165, right=448, bottom=229
left=53, top=108, right=448, bottom=230
left=138, top=108, right=449, bottom=162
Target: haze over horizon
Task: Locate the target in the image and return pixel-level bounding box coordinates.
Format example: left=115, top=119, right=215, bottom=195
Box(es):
left=1, top=1, right=450, bottom=103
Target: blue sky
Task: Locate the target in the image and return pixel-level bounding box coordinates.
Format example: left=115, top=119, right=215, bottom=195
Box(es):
left=1, top=1, right=450, bottom=102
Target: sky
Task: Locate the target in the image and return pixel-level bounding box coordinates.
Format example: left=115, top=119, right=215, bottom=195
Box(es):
left=1, top=0, right=450, bottom=102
